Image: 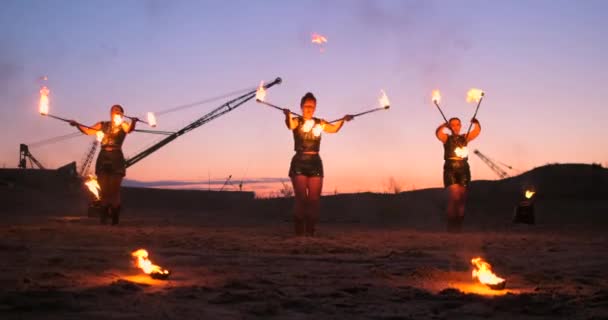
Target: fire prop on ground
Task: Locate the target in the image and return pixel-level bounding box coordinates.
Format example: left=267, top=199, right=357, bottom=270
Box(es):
left=131, top=249, right=171, bottom=280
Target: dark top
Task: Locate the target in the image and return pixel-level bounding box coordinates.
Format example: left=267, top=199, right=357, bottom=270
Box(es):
left=443, top=134, right=468, bottom=160
left=293, top=117, right=322, bottom=153
left=100, top=121, right=126, bottom=149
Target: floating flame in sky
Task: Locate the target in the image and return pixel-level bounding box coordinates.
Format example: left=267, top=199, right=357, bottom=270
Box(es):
left=311, top=33, right=328, bottom=53
left=432, top=90, right=441, bottom=104
left=471, top=257, right=506, bottom=286
left=147, top=112, right=157, bottom=127
left=256, top=81, right=266, bottom=101
left=379, top=90, right=390, bottom=108
left=84, top=175, right=101, bottom=200
left=39, top=86, right=50, bottom=115
left=466, top=88, right=484, bottom=103
left=525, top=190, right=536, bottom=199
left=454, top=146, right=469, bottom=158
left=131, top=249, right=170, bottom=276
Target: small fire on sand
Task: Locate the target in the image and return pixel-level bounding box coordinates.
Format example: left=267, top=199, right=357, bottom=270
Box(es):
left=471, top=257, right=506, bottom=290
left=131, top=249, right=171, bottom=280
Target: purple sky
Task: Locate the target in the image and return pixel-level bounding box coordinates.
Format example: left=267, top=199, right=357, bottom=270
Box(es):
left=1, top=0, right=607, bottom=195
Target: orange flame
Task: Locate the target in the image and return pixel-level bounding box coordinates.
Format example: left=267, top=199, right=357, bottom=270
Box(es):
left=471, top=257, right=505, bottom=286
left=147, top=112, right=157, bottom=127
left=466, top=88, right=484, bottom=103
left=525, top=190, right=536, bottom=199
left=454, top=146, right=469, bottom=158
left=302, top=119, right=315, bottom=133
left=432, top=89, right=441, bottom=104
left=256, top=81, right=266, bottom=102
left=39, top=86, right=50, bottom=115
left=84, top=175, right=101, bottom=200
left=96, top=131, right=104, bottom=142
left=113, top=114, right=123, bottom=126
left=379, top=90, right=390, bottom=108
left=311, top=33, right=328, bottom=44
left=312, top=124, right=324, bottom=137
left=131, top=249, right=170, bottom=276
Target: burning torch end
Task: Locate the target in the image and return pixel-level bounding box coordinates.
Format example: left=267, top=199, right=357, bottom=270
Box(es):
left=486, top=280, right=506, bottom=291
left=150, top=270, right=171, bottom=280
left=383, top=105, right=390, bottom=110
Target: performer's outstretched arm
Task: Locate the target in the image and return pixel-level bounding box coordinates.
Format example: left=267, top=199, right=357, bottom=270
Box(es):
left=323, top=115, right=353, bottom=133
left=70, top=121, right=102, bottom=135
left=436, top=122, right=449, bottom=143
left=284, top=109, right=298, bottom=130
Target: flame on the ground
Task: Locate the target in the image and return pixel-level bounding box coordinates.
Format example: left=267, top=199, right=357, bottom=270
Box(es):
left=96, top=131, right=104, bottom=142
left=525, top=190, right=536, bottom=199
left=466, top=88, right=484, bottom=103
left=471, top=257, right=505, bottom=286
left=147, top=112, right=157, bottom=127
left=113, top=114, right=124, bottom=126
left=39, top=86, right=50, bottom=115
left=379, top=90, right=390, bottom=108
left=131, top=249, right=170, bottom=276
left=256, top=81, right=266, bottom=101
left=454, top=146, right=469, bottom=158
left=432, top=89, right=441, bottom=104
left=84, top=175, right=101, bottom=200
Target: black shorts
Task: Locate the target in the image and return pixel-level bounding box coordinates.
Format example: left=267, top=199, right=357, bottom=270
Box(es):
left=289, top=153, right=324, bottom=177
left=96, top=149, right=126, bottom=177
left=443, top=160, right=470, bottom=187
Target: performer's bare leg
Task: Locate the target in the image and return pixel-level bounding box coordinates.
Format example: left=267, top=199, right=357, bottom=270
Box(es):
left=291, top=175, right=308, bottom=236
left=305, top=177, right=323, bottom=236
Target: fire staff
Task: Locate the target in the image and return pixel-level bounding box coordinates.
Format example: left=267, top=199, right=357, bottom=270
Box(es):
left=283, top=92, right=353, bottom=236
left=435, top=117, right=481, bottom=232
left=70, top=105, right=138, bottom=225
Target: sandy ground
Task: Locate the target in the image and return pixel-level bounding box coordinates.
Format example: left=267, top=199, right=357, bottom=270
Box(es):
left=1, top=214, right=607, bottom=320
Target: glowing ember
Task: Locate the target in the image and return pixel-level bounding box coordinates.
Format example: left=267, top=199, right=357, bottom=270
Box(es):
left=432, top=89, right=441, bottom=104
left=312, top=124, right=324, bottom=137
left=84, top=175, right=101, bottom=200
left=302, top=119, right=315, bottom=133
left=256, top=80, right=266, bottom=101
left=147, top=112, right=157, bottom=127
left=525, top=190, right=536, bottom=199
left=39, top=86, right=50, bottom=115
left=466, top=88, right=484, bottom=103
left=379, top=90, right=390, bottom=108
left=454, top=146, right=469, bottom=158
left=113, top=114, right=123, bottom=126
left=311, top=33, right=328, bottom=45
left=96, top=131, right=104, bottom=142
left=131, top=249, right=170, bottom=278
left=471, top=257, right=506, bottom=289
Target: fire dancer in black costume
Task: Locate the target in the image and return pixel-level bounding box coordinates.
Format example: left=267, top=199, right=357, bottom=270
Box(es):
left=435, top=117, right=481, bottom=232
left=284, top=92, right=353, bottom=236
left=69, top=105, right=138, bottom=225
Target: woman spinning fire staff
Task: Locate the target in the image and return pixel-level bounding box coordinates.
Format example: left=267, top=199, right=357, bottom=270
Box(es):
left=283, top=93, right=352, bottom=236
left=69, top=105, right=138, bottom=225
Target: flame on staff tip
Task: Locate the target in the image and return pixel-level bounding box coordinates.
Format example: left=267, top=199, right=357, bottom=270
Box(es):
left=466, top=88, right=484, bottom=103
left=96, top=131, right=104, bottom=142
left=112, top=114, right=123, bottom=126
left=84, top=175, right=101, bottom=200
left=255, top=81, right=266, bottom=102
left=131, top=249, right=170, bottom=277
left=471, top=257, right=506, bottom=288
left=147, top=112, right=157, bottom=127
left=454, top=146, right=469, bottom=158
left=39, top=86, right=50, bottom=115
left=525, top=190, right=536, bottom=199
left=379, top=90, right=390, bottom=108
left=432, top=89, right=441, bottom=104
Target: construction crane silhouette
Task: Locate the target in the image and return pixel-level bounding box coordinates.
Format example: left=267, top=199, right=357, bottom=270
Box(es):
left=473, top=149, right=511, bottom=179
left=79, top=140, right=99, bottom=176
left=18, top=144, right=45, bottom=169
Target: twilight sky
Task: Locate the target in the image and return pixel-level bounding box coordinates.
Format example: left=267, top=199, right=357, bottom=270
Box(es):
left=1, top=0, right=606, bottom=195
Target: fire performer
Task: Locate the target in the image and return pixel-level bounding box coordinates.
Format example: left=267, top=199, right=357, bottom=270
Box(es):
left=435, top=117, right=481, bottom=232
left=284, top=92, right=353, bottom=236
left=69, top=105, right=138, bottom=225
